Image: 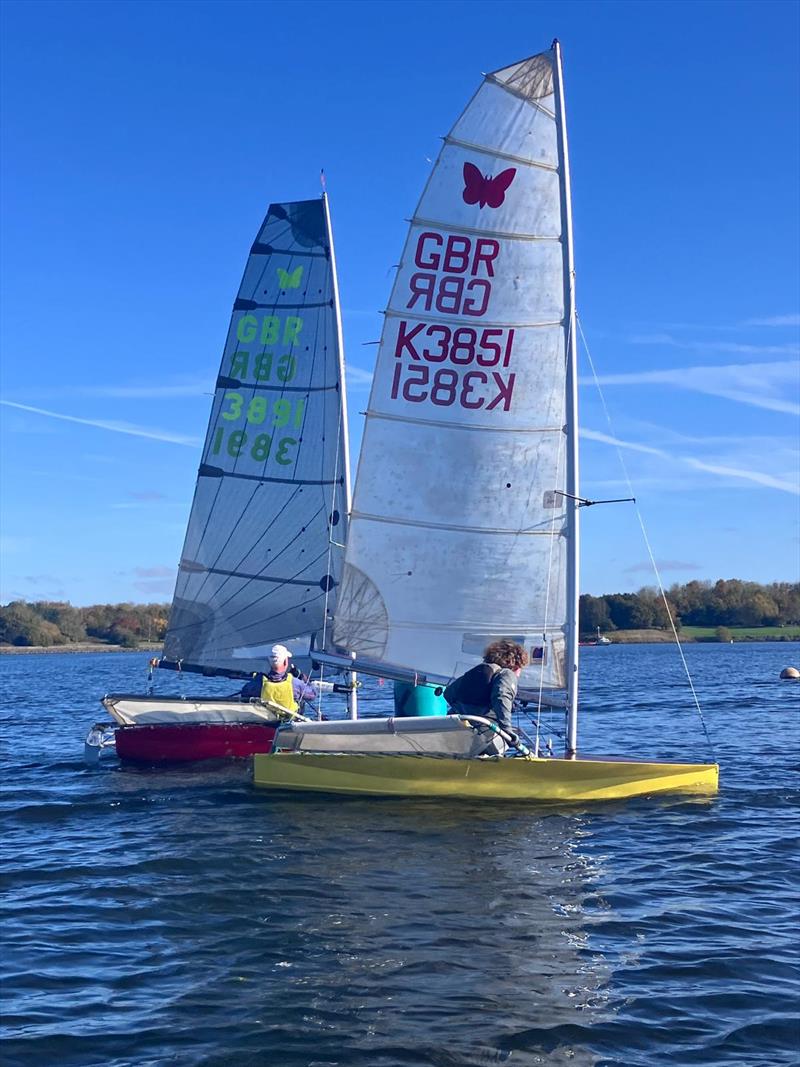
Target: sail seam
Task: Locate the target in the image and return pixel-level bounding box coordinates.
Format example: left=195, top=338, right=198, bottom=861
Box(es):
left=383, top=308, right=563, bottom=329
left=485, top=73, right=556, bottom=116
left=364, top=410, right=564, bottom=435
left=411, top=216, right=560, bottom=242
left=444, top=136, right=558, bottom=172
left=350, top=510, right=564, bottom=536
left=334, top=617, right=565, bottom=634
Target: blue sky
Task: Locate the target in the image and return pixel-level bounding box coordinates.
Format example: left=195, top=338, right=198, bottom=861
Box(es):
left=1, top=0, right=798, bottom=606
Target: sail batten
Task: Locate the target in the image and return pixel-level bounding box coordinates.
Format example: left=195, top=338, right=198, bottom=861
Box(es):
left=162, top=197, right=349, bottom=677
left=365, top=411, right=564, bottom=435
left=350, top=514, right=564, bottom=535
left=409, top=218, right=559, bottom=242
left=331, top=47, right=572, bottom=694
left=444, top=137, right=559, bottom=171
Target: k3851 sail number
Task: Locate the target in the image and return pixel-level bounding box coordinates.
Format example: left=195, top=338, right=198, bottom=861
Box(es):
left=390, top=322, right=517, bottom=411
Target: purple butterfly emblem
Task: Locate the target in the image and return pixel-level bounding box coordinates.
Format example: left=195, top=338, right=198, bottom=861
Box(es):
left=462, top=162, right=517, bottom=209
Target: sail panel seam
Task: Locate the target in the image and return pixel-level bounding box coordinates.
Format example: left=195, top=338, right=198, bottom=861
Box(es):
left=365, top=619, right=566, bottom=633
left=364, top=410, right=564, bottom=434
left=349, top=511, right=565, bottom=536
left=444, top=136, right=558, bottom=171
left=411, top=216, right=560, bottom=242
left=484, top=73, right=556, bottom=116
left=383, top=309, right=563, bottom=329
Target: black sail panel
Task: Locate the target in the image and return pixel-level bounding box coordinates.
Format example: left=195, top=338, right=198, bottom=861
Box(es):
left=163, top=199, right=348, bottom=675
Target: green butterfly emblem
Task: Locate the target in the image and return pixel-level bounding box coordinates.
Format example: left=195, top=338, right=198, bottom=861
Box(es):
left=277, top=265, right=303, bottom=289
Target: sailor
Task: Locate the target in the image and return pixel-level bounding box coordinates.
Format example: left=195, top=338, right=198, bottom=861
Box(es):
left=240, top=644, right=317, bottom=713
left=444, top=639, right=529, bottom=742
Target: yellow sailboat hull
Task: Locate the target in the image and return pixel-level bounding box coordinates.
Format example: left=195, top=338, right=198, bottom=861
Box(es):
left=252, top=753, right=719, bottom=801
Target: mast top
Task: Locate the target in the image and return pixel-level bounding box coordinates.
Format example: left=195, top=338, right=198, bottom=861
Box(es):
left=488, top=51, right=555, bottom=101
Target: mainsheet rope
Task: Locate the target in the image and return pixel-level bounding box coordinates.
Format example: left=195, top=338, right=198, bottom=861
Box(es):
left=576, top=314, right=716, bottom=760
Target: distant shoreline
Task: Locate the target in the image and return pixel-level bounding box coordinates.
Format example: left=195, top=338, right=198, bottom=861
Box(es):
left=1, top=631, right=798, bottom=656
left=0, top=642, right=164, bottom=655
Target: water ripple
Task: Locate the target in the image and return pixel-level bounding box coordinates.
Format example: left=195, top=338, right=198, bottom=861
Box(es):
left=1, top=645, right=799, bottom=1065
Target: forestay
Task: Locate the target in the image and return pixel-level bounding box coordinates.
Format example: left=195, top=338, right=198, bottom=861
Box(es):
left=332, top=51, right=572, bottom=694
left=162, top=198, right=350, bottom=676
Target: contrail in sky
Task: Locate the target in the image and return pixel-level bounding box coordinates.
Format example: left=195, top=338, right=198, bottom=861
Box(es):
left=0, top=401, right=201, bottom=447
left=588, top=360, right=800, bottom=415
left=582, top=427, right=799, bottom=494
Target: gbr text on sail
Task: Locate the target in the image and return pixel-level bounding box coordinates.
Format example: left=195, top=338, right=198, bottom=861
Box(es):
left=389, top=231, right=516, bottom=412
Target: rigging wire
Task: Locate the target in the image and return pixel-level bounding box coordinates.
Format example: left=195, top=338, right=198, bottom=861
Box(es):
left=533, top=317, right=570, bottom=757
left=320, top=259, right=348, bottom=718
left=576, top=314, right=716, bottom=760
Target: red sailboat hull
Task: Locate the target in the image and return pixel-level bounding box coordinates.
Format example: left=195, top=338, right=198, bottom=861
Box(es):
left=115, top=723, right=278, bottom=763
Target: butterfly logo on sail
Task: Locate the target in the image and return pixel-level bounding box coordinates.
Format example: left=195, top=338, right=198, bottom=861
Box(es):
left=277, top=265, right=303, bottom=289
left=462, top=162, right=517, bottom=209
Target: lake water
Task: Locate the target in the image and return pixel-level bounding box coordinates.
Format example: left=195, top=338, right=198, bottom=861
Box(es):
left=1, top=643, right=798, bottom=1066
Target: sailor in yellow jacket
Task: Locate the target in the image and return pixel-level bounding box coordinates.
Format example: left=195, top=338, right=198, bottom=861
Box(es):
left=240, top=644, right=317, bottom=712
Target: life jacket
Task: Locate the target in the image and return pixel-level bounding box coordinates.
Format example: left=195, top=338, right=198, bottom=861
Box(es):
left=260, top=673, right=298, bottom=711
left=444, top=662, right=501, bottom=711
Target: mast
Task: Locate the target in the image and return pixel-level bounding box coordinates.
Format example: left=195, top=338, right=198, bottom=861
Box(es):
left=552, top=40, right=580, bottom=758
left=321, top=191, right=358, bottom=718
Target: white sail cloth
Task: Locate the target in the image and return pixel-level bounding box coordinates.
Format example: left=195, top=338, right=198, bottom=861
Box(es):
left=274, top=716, right=505, bottom=757
left=333, top=52, right=570, bottom=692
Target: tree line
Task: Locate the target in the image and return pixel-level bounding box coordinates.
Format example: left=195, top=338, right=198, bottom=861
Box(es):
left=579, top=580, right=800, bottom=633
left=0, top=601, right=170, bottom=648
left=1, top=580, right=798, bottom=647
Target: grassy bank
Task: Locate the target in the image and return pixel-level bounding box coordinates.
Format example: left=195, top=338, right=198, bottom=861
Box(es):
left=595, top=626, right=800, bottom=644
left=679, top=625, right=800, bottom=642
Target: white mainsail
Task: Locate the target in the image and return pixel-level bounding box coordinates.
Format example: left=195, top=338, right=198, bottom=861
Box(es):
left=331, top=48, right=577, bottom=700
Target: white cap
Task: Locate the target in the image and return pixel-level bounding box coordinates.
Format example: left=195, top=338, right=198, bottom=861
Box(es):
left=270, top=644, right=291, bottom=665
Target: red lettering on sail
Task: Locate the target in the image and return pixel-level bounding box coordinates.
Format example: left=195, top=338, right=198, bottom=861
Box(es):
left=412, top=232, right=499, bottom=277
left=485, top=372, right=516, bottom=411
left=388, top=321, right=517, bottom=412
left=395, top=320, right=425, bottom=360
left=408, top=231, right=500, bottom=318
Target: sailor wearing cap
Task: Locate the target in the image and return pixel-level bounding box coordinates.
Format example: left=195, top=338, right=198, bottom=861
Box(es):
left=240, top=644, right=317, bottom=712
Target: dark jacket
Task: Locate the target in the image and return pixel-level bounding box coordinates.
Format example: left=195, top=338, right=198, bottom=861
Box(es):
left=444, top=662, right=518, bottom=732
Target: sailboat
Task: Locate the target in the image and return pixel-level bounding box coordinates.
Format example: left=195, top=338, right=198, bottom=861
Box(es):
left=252, top=44, right=719, bottom=799
left=581, top=627, right=611, bottom=647
left=89, top=195, right=354, bottom=763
